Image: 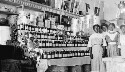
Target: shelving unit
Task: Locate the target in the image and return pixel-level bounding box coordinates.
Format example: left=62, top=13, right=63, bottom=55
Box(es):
left=0, top=10, right=18, bottom=15
left=0, top=0, right=81, bottom=18
left=0, top=0, right=90, bottom=61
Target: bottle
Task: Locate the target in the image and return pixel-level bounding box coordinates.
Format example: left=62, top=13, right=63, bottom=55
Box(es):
left=71, top=50, right=73, bottom=57
left=75, top=37, right=77, bottom=47
left=26, top=24, right=28, bottom=31
left=20, top=23, right=23, bottom=30
left=62, top=50, right=65, bottom=58
left=45, top=40, right=47, bottom=48
left=44, top=33, right=47, bottom=39
left=62, top=41, right=64, bottom=47
left=69, top=50, right=72, bottom=57
left=56, top=41, right=59, bottom=47
left=87, top=50, right=90, bottom=56
left=57, top=51, right=59, bottom=58
left=46, top=40, right=48, bottom=48
left=73, top=50, right=75, bottom=57
left=49, top=41, right=52, bottom=47
left=65, top=50, right=68, bottom=57
left=17, top=24, right=20, bottom=30
left=59, top=41, right=62, bottom=47
left=28, top=25, right=31, bottom=31
left=48, top=34, right=50, bottom=39
left=84, top=50, right=87, bottom=56
left=51, top=51, right=55, bottom=59
left=54, top=41, right=57, bottom=47
left=68, top=50, right=70, bottom=57
left=52, top=40, right=55, bottom=47
left=42, top=51, right=47, bottom=59
left=75, top=50, right=78, bottom=57
left=59, top=51, right=62, bottom=58
left=48, top=51, right=51, bottom=59
left=42, top=39, right=45, bottom=48
left=55, top=50, right=58, bottom=58
left=41, top=33, right=44, bottom=39
left=78, top=50, right=81, bottom=57
left=39, top=39, right=42, bottom=47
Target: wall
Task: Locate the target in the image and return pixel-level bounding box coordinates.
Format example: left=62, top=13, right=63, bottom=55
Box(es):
left=78, top=0, right=123, bottom=22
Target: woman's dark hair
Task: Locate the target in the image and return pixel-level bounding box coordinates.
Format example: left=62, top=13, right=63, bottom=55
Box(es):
left=108, top=23, right=115, bottom=28
left=93, top=24, right=100, bottom=30
left=120, top=25, right=125, bottom=29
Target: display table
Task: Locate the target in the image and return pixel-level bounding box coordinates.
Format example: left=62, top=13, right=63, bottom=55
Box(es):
left=48, top=56, right=90, bottom=66
left=42, top=47, right=89, bottom=51
left=102, top=56, right=125, bottom=72
left=42, top=47, right=90, bottom=66
left=37, top=47, right=90, bottom=72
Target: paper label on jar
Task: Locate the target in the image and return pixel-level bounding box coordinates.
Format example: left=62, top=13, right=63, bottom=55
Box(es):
left=59, top=54, right=62, bottom=57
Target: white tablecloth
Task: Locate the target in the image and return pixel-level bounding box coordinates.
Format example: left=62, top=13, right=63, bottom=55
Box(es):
left=48, top=56, right=90, bottom=66
left=41, top=47, right=90, bottom=66
left=102, top=56, right=125, bottom=72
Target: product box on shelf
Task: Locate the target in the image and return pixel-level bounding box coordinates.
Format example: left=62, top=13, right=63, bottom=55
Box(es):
left=38, top=22, right=44, bottom=27
left=45, top=19, right=51, bottom=28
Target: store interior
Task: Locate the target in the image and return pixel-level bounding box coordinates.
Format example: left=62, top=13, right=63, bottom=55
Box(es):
left=1, top=0, right=125, bottom=72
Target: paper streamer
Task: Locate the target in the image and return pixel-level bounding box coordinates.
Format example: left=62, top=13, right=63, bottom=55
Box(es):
left=71, top=18, right=78, bottom=36
left=79, top=17, right=85, bottom=31
left=0, top=26, right=11, bottom=45
left=93, top=15, right=100, bottom=25
left=86, top=15, right=91, bottom=28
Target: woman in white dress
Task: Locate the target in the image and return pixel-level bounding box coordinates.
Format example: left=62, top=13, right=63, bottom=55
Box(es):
left=88, top=24, right=107, bottom=72
left=101, top=23, right=108, bottom=57
left=105, top=23, right=119, bottom=57
left=118, top=25, right=125, bottom=57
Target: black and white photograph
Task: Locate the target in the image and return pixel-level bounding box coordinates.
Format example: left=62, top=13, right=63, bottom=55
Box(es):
left=0, top=0, right=125, bottom=72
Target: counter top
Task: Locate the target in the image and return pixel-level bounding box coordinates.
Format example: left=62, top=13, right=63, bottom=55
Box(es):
left=42, top=47, right=89, bottom=51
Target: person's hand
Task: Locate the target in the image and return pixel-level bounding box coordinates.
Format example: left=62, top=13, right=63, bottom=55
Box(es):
left=90, top=53, right=93, bottom=59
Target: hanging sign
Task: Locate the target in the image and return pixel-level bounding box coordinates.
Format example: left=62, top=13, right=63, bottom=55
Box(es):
left=85, top=3, right=90, bottom=12
left=94, top=7, right=100, bottom=16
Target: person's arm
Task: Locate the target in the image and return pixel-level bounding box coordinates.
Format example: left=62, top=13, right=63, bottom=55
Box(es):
left=102, top=37, right=107, bottom=57
left=88, top=36, right=93, bottom=59
left=89, top=47, right=93, bottom=59
left=117, top=34, right=121, bottom=56
left=105, top=35, right=111, bottom=43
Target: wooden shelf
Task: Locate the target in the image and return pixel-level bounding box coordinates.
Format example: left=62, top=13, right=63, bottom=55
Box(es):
left=0, top=10, right=18, bottom=15
left=0, top=0, right=80, bottom=18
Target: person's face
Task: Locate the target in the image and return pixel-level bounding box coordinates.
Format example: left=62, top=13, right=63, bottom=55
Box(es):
left=94, top=26, right=100, bottom=33
left=102, top=26, right=107, bottom=32
left=108, top=25, right=115, bottom=31
left=121, top=26, right=125, bottom=34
